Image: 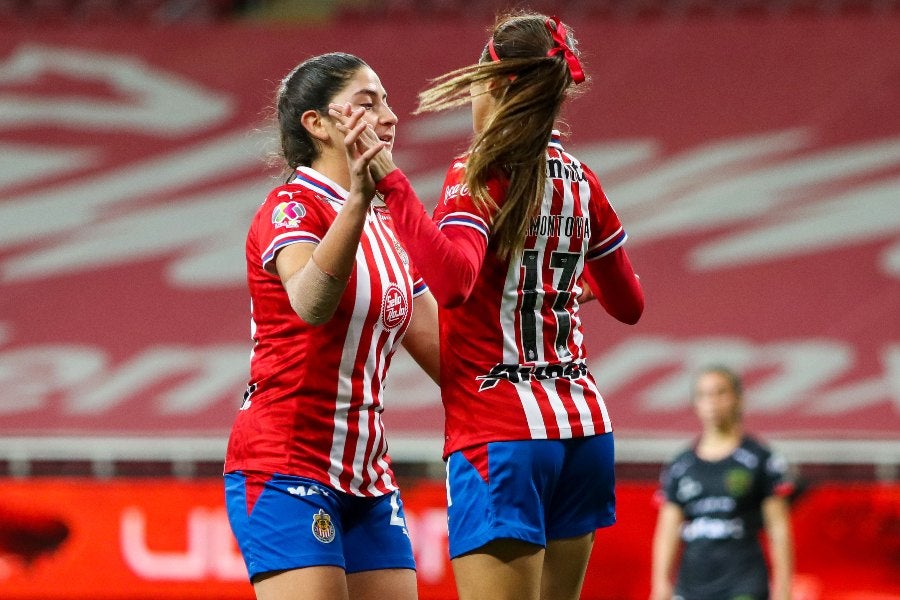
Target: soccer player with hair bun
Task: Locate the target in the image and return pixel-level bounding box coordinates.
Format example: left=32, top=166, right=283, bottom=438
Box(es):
left=224, top=52, right=438, bottom=600
left=334, top=11, right=644, bottom=600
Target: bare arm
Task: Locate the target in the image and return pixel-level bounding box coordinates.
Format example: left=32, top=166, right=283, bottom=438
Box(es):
left=650, top=502, right=684, bottom=600
left=762, top=495, right=794, bottom=600
left=401, top=291, right=440, bottom=385
left=278, top=110, right=385, bottom=325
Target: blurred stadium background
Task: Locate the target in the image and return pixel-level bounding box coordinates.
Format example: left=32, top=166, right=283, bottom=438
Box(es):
left=0, top=0, right=898, bottom=598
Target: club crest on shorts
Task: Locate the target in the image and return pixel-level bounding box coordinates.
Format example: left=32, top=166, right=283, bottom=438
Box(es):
left=381, top=283, right=408, bottom=329
left=311, top=509, right=336, bottom=543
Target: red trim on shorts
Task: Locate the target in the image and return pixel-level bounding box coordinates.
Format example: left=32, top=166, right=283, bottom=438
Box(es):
left=461, top=444, right=490, bottom=484
left=244, top=472, right=271, bottom=515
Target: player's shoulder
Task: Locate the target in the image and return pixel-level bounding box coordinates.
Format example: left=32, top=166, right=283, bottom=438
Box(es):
left=256, top=182, right=333, bottom=225
left=261, top=182, right=325, bottom=206
left=666, top=446, right=699, bottom=478
left=564, top=151, right=601, bottom=184
left=740, top=435, right=773, bottom=457
left=742, top=435, right=792, bottom=477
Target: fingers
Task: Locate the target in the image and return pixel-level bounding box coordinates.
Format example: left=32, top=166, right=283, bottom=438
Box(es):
left=343, top=117, right=369, bottom=149
left=360, top=140, right=387, bottom=161
left=348, top=120, right=386, bottom=161
left=328, top=103, right=382, bottom=146
left=328, top=103, right=362, bottom=133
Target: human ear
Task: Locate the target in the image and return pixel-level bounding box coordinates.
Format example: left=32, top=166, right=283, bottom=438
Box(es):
left=300, top=109, right=330, bottom=141
left=487, top=76, right=509, bottom=98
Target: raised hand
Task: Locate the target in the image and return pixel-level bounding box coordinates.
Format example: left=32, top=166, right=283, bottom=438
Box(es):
left=329, top=102, right=398, bottom=182
left=337, top=104, right=387, bottom=205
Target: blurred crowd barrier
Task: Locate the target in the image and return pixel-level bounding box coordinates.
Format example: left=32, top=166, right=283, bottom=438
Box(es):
left=1, top=0, right=898, bottom=23
left=0, top=478, right=896, bottom=599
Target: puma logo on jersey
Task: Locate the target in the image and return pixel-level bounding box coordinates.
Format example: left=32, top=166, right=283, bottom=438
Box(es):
left=239, top=383, right=257, bottom=410
left=476, top=361, right=589, bottom=391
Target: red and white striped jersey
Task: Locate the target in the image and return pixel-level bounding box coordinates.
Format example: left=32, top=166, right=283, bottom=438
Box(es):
left=435, top=132, right=627, bottom=456
left=225, top=166, right=426, bottom=497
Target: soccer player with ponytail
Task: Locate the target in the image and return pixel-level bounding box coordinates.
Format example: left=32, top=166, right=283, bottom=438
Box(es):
left=335, top=11, right=644, bottom=600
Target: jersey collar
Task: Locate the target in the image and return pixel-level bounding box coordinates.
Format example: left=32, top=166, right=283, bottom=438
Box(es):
left=291, top=166, right=348, bottom=204
left=549, top=129, right=564, bottom=151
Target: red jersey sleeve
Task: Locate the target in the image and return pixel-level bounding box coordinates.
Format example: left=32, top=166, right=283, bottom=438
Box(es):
left=376, top=160, right=500, bottom=307
left=254, top=185, right=331, bottom=274
left=581, top=166, right=644, bottom=324
left=583, top=166, right=627, bottom=261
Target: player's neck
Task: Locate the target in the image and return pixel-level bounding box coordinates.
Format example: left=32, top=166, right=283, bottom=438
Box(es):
left=310, top=153, right=351, bottom=192
left=696, top=426, right=742, bottom=461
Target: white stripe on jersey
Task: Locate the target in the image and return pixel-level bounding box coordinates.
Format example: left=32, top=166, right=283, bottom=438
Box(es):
left=327, top=241, right=369, bottom=493
left=260, top=231, right=321, bottom=266
left=542, top=376, right=576, bottom=435
left=438, top=211, right=490, bottom=241
left=514, top=380, right=548, bottom=439
left=352, top=214, right=406, bottom=495
left=569, top=381, right=597, bottom=437
left=570, top=174, right=592, bottom=358
left=588, top=225, right=626, bottom=257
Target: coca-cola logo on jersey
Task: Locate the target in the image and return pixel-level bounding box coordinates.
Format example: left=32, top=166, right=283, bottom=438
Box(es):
left=381, top=284, right=408, bottom=329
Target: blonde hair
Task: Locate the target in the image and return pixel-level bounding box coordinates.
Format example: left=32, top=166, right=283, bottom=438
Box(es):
left=414, top=11, right=586, bottom=259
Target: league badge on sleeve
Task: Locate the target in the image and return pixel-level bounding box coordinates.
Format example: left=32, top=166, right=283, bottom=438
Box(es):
left=272, top=199, right=306, bottom=229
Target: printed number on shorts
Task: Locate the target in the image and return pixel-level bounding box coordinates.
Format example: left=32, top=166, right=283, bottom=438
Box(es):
left=389, top=491, right=409, bottom=536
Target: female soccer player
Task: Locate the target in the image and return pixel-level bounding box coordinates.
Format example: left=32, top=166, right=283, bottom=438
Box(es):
left=224, top=52, right=438, bottom=600
left=334, top=11, right=644, bottom=600
left=650, top=365, right=795, bottom=600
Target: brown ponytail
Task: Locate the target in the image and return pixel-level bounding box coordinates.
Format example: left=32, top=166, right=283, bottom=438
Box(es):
left=414, top=11, right=586, bottom=259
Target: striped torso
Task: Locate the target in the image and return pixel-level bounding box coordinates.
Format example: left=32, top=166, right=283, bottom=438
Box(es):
left=225, top=167, right=425, bottom=497
left=435, top=133, right=627, bottom=457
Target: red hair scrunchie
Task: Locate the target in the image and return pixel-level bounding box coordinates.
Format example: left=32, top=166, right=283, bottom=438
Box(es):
left=545, top=16, right=585, bottom=84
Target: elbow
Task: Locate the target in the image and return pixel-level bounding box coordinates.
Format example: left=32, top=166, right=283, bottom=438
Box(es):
left=434, top=269, right=477, bottom=309
left=291, top=300, right=335, bottom=326
left=615, top=282, right=645, bottom=325
left=435, top=285, right=474, bottom=309
left=439, top=291, right=468, bottom=309
left=620, top=304, right=644, bottom=325
left=297, top=313, right=330, bottom=326
left=611, top=297, right=644, bottom=325
left=295, top=311, right=331, bottom=326
left=431, top=281, right=474, bottom=309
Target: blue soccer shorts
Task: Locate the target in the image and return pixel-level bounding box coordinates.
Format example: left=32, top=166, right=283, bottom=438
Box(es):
left=224, top=472, right=415, bottom=580
left=445, top=433, right=616, bottom=559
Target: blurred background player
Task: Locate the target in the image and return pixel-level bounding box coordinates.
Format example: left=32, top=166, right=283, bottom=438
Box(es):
left=334, top=10, right=644, bottom=600
left=650, top=364, right=795, bottom=600
left=223, top=52, right=439, bottom=600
